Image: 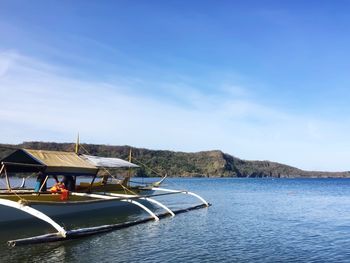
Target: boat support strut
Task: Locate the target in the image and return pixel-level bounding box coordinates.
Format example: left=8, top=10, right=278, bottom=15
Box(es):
left=148, top=187, right=209, bottom=207
left=101, top=192, right=175, bottom=217
left=70, top=192, right=160, bottom=221
left=0, top=199, right=66, bottom=237
left=8, top=203, right=210, bottom=247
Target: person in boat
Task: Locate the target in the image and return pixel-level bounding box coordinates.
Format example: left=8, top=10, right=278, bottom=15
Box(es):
left=50, top=181, right=65, bottom=193
left=34, top=171, right=47, bottom=192
left=62, top=175, right=75, bottom=191
left=53, top=175, right=59, bottom=184
left=50, top=175, right=73, bottom=192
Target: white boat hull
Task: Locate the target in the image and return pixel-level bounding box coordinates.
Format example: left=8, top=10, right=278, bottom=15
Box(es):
left=0, top=200, right=131, bottom=223
left=0, top=190, right=155, bottom=224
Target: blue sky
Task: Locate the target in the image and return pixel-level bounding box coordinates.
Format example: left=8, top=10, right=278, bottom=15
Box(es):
left=1, top=0, right=350, bottom=171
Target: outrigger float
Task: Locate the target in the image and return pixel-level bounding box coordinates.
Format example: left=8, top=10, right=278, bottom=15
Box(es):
left=0, top=145, right=210, bottom=247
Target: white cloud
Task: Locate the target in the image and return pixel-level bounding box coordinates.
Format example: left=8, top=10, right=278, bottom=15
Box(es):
left=0, top=57, right=10, bottom=77
left=1, top=50, right=350, bottom=171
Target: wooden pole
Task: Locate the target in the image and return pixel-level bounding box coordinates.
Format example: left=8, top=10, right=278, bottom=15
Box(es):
left=88, top=174, right=97, bottom=193
left=0, top=164, right=5, bottom=189
left=0, top=163, right=5, bottom=177
left=128, top=148, right=132, bottom=162
left=37, top=175, right=49, bottom=194
left=124, top=148, right=132, bottom=187
left=75, top=133, right=80, bottom=154
left=4, top=166, right=11, bottom=191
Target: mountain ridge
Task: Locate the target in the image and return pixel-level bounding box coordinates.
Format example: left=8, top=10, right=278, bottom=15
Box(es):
left=0, top=141, right=349, bottom=178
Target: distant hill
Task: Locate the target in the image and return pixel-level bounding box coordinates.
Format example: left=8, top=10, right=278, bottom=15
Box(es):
left=0, top=141, right=349, bottom=178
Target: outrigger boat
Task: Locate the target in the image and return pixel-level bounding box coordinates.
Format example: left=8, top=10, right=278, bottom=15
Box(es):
left=0, top=145, right=210, bottom=247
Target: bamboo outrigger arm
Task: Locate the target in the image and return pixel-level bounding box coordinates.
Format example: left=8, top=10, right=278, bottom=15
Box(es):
left=102, top=192, right=175, bottom=217
left=0, top=199, right=67, bottom=237
left=150, top=174, right=168, bottom=187
left=120, top=199, right=160, bottom=221
left=139, top=197, right=175, bottom=217
left=71, top=192, right=160, bottom=221
left=148, top=187, right=210, bottom=207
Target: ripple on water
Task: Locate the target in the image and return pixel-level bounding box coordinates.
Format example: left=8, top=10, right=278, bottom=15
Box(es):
left=2, top=178, right=350, bottom=262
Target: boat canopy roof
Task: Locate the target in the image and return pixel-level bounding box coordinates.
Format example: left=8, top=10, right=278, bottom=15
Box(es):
left=1, top=149, right=138, bottom=175
left=80, top=154, right=139, bottom=168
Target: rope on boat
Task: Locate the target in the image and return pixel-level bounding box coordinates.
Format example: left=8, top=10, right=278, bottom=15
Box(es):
left=131, top=157, right=165, bottom=178
left=0, top=165, right=27, bottom=203
left=78, top=144, right=168, bottom=195
left=78, top=144, right=138, bottom=196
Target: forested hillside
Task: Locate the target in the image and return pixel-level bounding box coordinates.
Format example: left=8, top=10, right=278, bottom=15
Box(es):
left=0, top=142, right=349, bottom=178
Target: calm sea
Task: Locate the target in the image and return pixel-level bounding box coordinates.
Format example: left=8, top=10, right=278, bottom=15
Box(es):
left=1, top=178, right=350, bottom=262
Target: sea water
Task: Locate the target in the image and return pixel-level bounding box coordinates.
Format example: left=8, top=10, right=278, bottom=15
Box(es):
left=1, top=178, right=350, bottom=262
